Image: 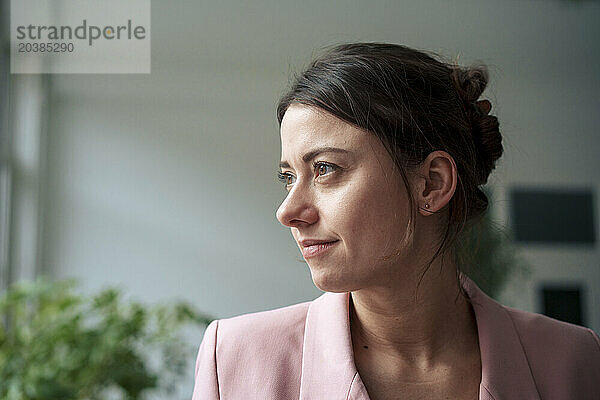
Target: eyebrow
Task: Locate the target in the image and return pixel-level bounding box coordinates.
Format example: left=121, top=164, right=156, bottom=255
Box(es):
left=279, top=147, right=351, bottom=169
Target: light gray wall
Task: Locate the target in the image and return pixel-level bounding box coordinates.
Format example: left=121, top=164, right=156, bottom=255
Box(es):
left=40, top=0, right=600, bottom=385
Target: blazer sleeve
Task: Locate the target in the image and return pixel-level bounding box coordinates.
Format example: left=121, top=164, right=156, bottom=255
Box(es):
left=192, top=319, right=220, bottom=400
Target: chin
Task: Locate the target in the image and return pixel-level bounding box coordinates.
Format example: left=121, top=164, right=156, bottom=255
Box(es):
left=309, top=266, right=353, bottom=293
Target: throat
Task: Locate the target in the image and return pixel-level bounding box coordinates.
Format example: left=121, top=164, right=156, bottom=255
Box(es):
left=349, top=289, right=481, bottom=372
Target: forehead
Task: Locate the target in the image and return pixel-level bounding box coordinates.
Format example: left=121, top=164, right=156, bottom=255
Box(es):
left=279, top=105, right=367, bottom=154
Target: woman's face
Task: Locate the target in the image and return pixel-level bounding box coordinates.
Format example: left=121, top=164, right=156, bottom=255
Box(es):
left=276, top=105, right=416, bottom=292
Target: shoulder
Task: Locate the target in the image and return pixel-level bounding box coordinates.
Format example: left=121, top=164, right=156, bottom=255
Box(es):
left=503, top=305, right=600, bottom=397
left=199, top=300, right=312, bottom=398
left=217, top=300, right=311, bottom=347
left=504, top=305, right=600, bottom=358
left=506, top=304, right=597, bottom=337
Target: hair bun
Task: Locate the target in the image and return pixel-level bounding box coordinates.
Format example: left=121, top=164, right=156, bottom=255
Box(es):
left=476, top=99, right=492, bottom=115
left=452, top=66, right=503, bottom=185
left=452, top=65, right=488, bottom=104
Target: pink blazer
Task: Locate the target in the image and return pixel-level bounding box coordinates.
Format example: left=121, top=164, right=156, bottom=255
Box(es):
left=192, top=277, right=600, bottom=399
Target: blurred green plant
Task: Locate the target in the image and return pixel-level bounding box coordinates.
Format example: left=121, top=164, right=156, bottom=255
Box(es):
left=0, top=277, right=213, bottom=400
left=455, top=190, right=530, bottom=299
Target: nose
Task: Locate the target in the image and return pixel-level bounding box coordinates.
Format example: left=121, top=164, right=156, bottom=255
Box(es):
left=276, top=185, right=318, bottom=228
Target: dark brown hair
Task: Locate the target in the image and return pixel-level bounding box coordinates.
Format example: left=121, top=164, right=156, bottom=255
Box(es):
left=276, top=42, right=503, bottom=280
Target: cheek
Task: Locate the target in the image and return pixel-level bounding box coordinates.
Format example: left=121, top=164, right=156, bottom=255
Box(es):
left=325, top=179, right=410, bottom=256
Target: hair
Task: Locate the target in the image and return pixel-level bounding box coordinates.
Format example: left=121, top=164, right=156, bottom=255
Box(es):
left=276, top=42, right=503, bottom=288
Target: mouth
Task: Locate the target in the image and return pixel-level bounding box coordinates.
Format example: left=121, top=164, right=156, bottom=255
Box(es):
left=300, top=240, right=339, bottom=259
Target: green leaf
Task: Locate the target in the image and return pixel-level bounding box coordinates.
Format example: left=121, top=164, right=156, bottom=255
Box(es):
left=0, top=277, right=213, bottom=400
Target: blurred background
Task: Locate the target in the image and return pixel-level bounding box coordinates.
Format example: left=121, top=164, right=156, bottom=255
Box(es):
left=1, top=0, right=599, bottom=398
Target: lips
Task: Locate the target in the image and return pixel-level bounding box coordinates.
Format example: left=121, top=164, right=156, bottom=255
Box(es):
left=299, top=239, right=339, bottom=259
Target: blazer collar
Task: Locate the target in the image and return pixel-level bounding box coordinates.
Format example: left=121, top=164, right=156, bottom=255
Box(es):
left=462, top=277, right=541, bottom=400
left=299, top=277, right=541, bottom=400
left=299, top=288, right=369, bottom=400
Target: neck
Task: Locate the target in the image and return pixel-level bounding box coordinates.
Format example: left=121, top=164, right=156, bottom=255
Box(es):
left=349, top=260, right=479, bottom=373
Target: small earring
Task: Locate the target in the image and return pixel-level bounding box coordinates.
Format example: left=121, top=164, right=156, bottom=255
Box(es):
left=424, top=203, right=430, bottom=209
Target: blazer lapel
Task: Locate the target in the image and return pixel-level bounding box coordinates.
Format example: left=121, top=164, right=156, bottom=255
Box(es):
left=299, top=291, right=370, bottom=400
left=462, top=277, right=541, bottom=400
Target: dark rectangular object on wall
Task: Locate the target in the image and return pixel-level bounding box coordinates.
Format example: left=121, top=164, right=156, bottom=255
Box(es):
left=540, top=286, right=584, bottom=326
left=510, top=188, right=595, bottom=244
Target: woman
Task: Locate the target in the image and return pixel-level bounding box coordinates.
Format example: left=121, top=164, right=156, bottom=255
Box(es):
left=192, top=43, right=600, bottom=400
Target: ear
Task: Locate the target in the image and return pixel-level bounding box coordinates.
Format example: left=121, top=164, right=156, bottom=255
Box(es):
left=416, top=151, right=457, bottom=216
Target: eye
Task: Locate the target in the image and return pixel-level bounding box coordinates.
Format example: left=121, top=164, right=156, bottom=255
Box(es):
left=277, top=171, right=296, bottom=187
left=314, top=162, right=338, bottom=177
